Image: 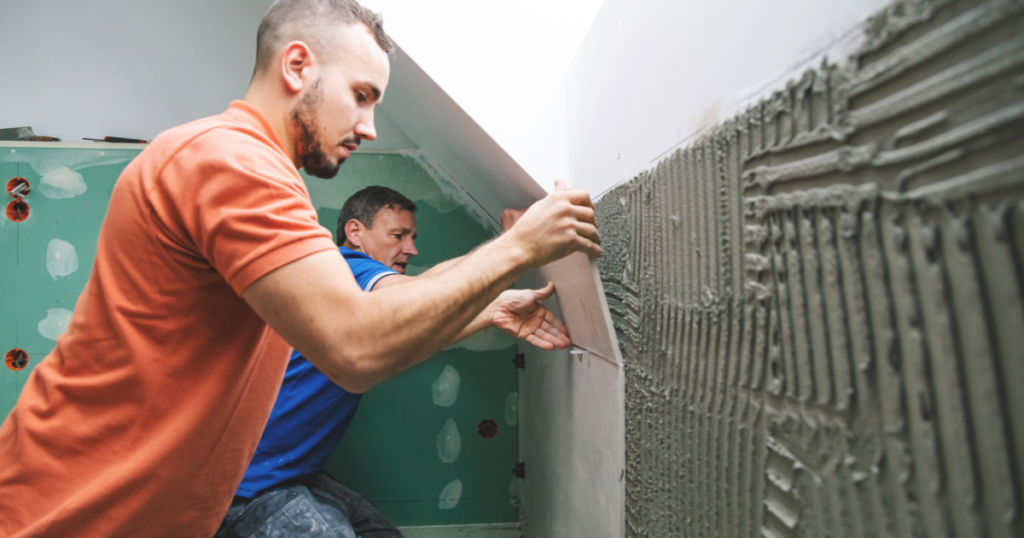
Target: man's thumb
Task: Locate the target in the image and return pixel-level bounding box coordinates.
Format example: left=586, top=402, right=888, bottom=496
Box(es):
left=534, top=281, right=556, bottom=301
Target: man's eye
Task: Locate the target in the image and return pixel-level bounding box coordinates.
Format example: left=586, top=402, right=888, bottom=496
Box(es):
left=355, top=91, right=367, bottom=102
left=393, top=234, right=402, bottom=240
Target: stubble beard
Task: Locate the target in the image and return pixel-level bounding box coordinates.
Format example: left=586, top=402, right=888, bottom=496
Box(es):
left=292, top=78, right=343, bottom=180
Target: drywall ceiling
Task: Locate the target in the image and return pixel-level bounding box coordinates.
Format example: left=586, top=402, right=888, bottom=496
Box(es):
left=359, top=0, right=604, bottom=190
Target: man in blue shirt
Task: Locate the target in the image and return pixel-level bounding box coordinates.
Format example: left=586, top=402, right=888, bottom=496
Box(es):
left=217, top=186, right=569, bottom=537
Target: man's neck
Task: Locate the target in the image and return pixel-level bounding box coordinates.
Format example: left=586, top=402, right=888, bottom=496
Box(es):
left=243, top=84, right=299, bottom=167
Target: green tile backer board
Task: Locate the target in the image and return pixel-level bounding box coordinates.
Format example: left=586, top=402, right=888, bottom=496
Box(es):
left=0, top=146, right=143, bottom=415
left=305, top=153, right=519, bottom=527
left=0, top=160, right=18, bottom=413
left=0, top=146, right=519, bottom=527
left=326, top=346, right=520, bottom=526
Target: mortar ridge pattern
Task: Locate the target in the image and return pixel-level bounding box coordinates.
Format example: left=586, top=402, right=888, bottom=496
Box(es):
left=593, top=0, right=1024, bottom=535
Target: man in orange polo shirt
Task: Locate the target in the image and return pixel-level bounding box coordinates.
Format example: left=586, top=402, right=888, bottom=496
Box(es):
left=0, top=0, right=601, bottom=536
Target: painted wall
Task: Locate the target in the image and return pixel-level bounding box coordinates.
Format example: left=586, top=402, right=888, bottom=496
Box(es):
left=557, top=0, right=893, bottom=197
left=0, top=0, right=415, bottom=151
left=0, top=0, right=268, bottom=142
left=593, top=0, right=1024, bottom=535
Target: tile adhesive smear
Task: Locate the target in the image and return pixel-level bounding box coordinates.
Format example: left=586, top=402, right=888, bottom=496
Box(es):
left=46, top=239, right=78, bottom=280
left=593, top=0, right=1024, bottom=536
left=435, top=418, right=461, bottom=464
left=431, top=365, right=460, bottom=407
left=37, top=308, right=73, bottom=341
left=39, top=167, right=86, bottom=199
left=438, top=479, right=462, bottom=510
left=504, top=392, right=518, bottom=426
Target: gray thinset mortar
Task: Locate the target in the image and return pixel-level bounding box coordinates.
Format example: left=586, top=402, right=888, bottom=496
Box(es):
left=594, top=0, right=1024, bottom=535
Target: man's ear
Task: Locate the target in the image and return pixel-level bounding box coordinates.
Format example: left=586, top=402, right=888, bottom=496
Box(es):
left=344, top=219, right=365, bottom=248
left=280, top=41, right=314, bottom=94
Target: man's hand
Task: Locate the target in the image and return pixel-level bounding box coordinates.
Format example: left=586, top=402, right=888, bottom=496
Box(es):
left=501, top=208, right=526, bottom=232
left=490, top=282, right=570, bottom=351
left=502, top=180, right=602, bottom=268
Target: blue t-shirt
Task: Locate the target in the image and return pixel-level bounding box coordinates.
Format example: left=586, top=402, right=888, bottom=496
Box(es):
left=236, top=246, right=398, bottom=498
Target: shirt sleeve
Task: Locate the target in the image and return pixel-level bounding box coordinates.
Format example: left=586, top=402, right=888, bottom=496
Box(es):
left=342, top=251, right=399, bottom=291
left=161, top=127, right=338, bottom=295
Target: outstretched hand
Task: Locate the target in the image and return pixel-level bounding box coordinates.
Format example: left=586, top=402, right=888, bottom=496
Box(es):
left=491, top=282, right=570, bottom=351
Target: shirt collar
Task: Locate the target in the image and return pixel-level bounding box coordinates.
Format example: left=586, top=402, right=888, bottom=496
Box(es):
left=224, top=100, right=289, bottom=157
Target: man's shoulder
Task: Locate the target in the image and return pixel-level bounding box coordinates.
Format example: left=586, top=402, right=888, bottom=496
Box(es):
left=337, top=247, right=398, bottom=290
left=338, top=246, right=387, bottom=270
left=142, top=111, right=291, bottom=175
left=338, top=246, right=371, bottom=260
left=338, top=247, right=386, bottom=269
left=148, top=112, right=242, bottom=151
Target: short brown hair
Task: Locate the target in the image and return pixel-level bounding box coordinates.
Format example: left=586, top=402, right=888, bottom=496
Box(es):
left=253, top=0, right=393, bottom=77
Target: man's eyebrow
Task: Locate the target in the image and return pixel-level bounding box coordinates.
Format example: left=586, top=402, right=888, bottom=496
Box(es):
left=367, top=84, right=381, bottom=101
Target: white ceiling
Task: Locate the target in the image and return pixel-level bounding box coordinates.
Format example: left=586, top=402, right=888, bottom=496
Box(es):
left=359, top=0, right=606, bottom=187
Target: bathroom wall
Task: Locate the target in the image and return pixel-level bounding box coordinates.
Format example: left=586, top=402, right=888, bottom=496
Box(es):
left=0, top=144, right=144, bottom=412
left=593, top=0, right=1024, bottom=535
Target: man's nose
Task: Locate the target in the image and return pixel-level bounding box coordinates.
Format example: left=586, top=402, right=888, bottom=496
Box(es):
left=405, top=239, right=418, bottom=257
left=354, top=110, right=376, bottom=141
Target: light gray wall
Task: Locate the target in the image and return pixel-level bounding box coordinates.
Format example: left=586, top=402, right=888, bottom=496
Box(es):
left=0, top=0, right=272, bottom=142
left=0, top=0, right=418, bottom=150
left=560, top=0, right=891, bottom=198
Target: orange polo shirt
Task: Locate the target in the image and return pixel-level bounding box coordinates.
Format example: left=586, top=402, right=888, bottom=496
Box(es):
left=0, top=101, right=337, bottom=537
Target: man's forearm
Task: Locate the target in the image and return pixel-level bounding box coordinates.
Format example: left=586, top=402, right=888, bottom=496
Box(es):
left=373, top=249, right=506, bottom=348
left=417, top=255, right=464, bottom=277
left=447, top=302, right=496, bottom=345
left=332, top=239, right=527, bottom=388
left=245, top=235, right=528, bottom=393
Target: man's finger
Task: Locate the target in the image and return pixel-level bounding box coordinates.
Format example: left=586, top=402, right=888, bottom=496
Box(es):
left=554, top=179, right=567, bottom=192
left=532, top=327, right=571, bottom=350
left=574, top=221, right=602, bottom=246
left=558, top=188, right=595, bottom=209
left=537, top=320, right=566, bottom=343
left=545, top=310, right=568, bottom=337
left=529, top=323, right=568, bottom=348
left=574, top=234, right=604, bottom=259
left=568, top=204, right=597, bottom=225
left=525, top=334, right=556, bottom=351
